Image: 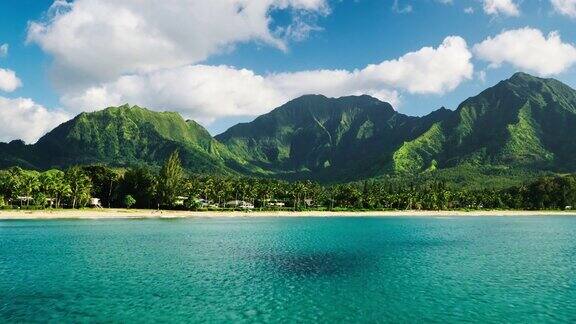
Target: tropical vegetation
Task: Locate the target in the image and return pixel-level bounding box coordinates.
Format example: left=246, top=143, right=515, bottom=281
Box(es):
left=1, top=151, right=575, bottom=211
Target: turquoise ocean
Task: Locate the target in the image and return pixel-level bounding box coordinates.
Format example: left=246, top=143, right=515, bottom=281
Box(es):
left=1, top=217, right=576, bottom=322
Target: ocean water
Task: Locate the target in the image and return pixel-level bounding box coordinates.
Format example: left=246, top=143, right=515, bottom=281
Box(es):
left=1, top=216, right=576, bottom=323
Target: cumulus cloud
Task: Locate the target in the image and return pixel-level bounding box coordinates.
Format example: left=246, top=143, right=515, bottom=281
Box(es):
left=61, top=36, right=473, bottom=123
left=0, top=44, right=8, bottom=57
left=0, top=96, right=70, bottom=143
left=61, top=65, right=284, bottom=123
left=358, top=36, right=473, bottom=94
left=27, top=0, right=327, bottom=90
left=61, top=65, right=403, bottom=124
left=0, top=68, right=22, bottom=92
left=25, top=0, right=474, bottom=136
left=473, top=27, right=576, bottom=76
left=551, top=0, right=576, bottom=17
left=483, top=0, right=520, bottom=16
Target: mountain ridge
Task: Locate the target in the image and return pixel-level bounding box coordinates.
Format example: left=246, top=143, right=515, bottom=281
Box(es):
left=1, top=72, right=575, bottom=184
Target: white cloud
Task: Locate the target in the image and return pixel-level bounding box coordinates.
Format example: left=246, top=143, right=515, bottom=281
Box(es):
left=0, top=44, right=8, bottom=57
left=61, top=36, right=473, bottom=123
left=551, top=0, right=576, bottom=17
left=0, top=96, right=70, bottom=143
left=61, top=65, right=284, bottom=123
left=483, top=0, right=520, bottom=16
left=392, top=0, right=413, bottom=13
left=358, top=36, right=473, bottom=94
left=27, top=0, right=327, bottom=90
left=473, top=27, right=576, bottom=76
left=464, top=7, right=475, bottom=14
left=0, top=68, right=22, bottom=92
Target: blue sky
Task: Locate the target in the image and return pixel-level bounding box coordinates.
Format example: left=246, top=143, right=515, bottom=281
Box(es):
left=0, top=0, right=575, bottom=141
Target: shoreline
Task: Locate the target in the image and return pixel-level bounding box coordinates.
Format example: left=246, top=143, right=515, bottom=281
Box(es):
left=1, top=208, right=576, bottom=220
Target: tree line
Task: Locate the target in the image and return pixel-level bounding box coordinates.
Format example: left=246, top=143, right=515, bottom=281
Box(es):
left=1, top=151, right=576, bottom=211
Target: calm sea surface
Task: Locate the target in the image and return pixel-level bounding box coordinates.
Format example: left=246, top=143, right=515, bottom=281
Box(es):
left=1, top=216, right=576, bottom=323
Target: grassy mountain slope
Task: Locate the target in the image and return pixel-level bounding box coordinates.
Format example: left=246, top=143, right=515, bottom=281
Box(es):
left=1, top=105, right=241, bottom=173
left=391, top=73, right=576, bottom=175
left=217, top=95, right=450, bottom=181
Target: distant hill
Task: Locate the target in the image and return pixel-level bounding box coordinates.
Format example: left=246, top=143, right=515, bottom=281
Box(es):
left=1, top=72, right=575, bottom=185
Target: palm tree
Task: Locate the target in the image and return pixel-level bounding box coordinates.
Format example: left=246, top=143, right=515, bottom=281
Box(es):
left=65, top=166, right=92, bottom=209
left=19, top=171, right=40, bottom=207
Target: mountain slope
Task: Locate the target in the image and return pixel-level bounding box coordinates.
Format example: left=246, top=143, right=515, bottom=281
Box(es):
left=392, top=72, right=576, bottom=173
left=217, top=95, right=451, bottom=181
left=0, top=105, right=240, bottom=173
left=1, top=72, right=575, bottom=184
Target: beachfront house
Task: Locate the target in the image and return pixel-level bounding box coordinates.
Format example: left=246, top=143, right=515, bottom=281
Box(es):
left=174, top=196, right=189, bottom=206
left=14, top=196, right=34, bottom=205
left=262, top=199, right=286, bottom=208
left=197, top=198, right=219, bottom=209
left=224, top=200, right=254, bottom=209
left=187, top=198, right=219, bottom=209
left=304, top=199, right=315, bottom=207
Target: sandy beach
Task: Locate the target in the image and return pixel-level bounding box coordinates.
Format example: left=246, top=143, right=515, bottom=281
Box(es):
left=1, top=208, right=576, bottom=220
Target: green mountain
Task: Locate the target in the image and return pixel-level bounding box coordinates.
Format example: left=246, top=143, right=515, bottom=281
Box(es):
left=0, top=105, right=241, bottom=174
left=1, top=72, right=575, bottom=186
left=216, top=72, right=576, bottom=184
left=216, top=94, right=450, bottom=181
left=392, top=72, right=576, bottom=174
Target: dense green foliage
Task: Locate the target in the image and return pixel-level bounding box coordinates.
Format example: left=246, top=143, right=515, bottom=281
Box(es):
left=157, top=150, right=185, bottom=206
left=124, top=195, right=136, bottom=209
left=0, top=73, right=575, bottom=186
left=1, top=152, right=575, bottom=211
left=394, top=72, right=576, bottom=173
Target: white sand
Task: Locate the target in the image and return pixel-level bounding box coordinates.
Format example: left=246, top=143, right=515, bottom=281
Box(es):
left=1, top=208, right=576, bottom=220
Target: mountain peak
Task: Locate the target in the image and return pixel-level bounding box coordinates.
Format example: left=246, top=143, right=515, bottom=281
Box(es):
left=288, top=94, right=386, bottom=106
left=504, top=72, right=549, bottom=84
left=509, top=72, right=538, bottom=81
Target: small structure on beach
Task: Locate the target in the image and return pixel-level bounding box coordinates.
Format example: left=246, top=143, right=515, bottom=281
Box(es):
left=14, top=196, right=33, bottom=205
left=196, top=198, right=219, bottom=208
left=89, top=198, right=102, bottom=208
left=174, top=196, right=189, bottom=206
left=263, top=199, right=286, bottom=208
left=46, top=198, right=56, bottom=208
left=225, top=200, right=254, bottom=209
